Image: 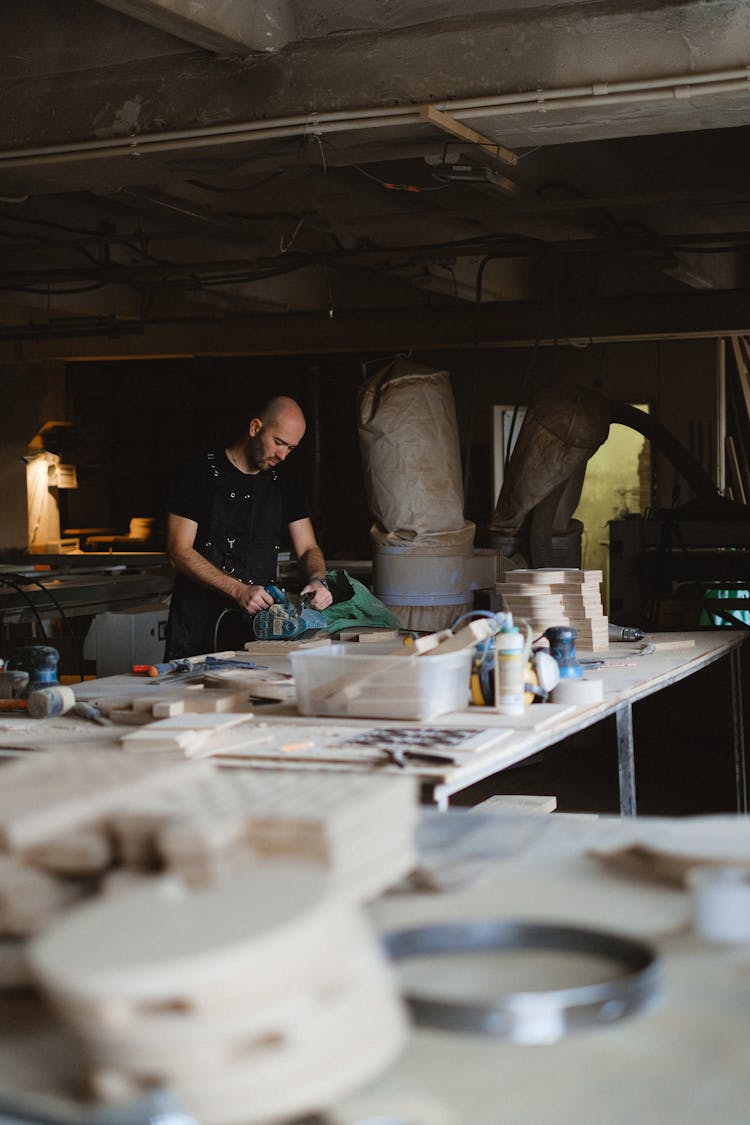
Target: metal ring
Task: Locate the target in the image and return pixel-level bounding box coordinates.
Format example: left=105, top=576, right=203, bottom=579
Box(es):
left=383, top=919, right=660, bottom=1043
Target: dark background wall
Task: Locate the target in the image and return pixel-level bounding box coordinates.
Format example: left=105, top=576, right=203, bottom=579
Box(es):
left=60, top=336, right=719, bottom=560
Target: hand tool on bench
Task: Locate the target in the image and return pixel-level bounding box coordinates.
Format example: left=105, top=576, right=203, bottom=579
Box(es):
left=133, top=656, right=267, bottom=679
left=0, top=698, right=29, bottom=712
left=381, top=745, right=462, bottom=768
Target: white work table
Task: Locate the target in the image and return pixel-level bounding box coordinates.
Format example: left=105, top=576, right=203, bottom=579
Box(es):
left=296, top=628, right=745, bottom=814
left=347, top=809, right=750, bottom=1125
left=0, top=631, right=744, bottom=818
left=427, top=628, right=747, bottom=814
left=3, top=811, right=750, bottom=1125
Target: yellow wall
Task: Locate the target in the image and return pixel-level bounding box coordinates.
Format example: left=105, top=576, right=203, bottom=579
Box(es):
left=574, top=418, right=649, bottom=610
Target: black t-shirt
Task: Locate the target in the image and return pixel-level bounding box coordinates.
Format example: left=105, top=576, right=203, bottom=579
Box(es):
left=166, top=449, right=310, bottom=536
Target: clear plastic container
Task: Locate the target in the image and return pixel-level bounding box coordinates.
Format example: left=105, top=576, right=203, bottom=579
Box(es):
left=290, top=644, right=473, bottom=720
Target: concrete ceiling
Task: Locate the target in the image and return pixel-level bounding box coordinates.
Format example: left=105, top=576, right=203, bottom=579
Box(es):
left=1, top=0, right=750, bottom=359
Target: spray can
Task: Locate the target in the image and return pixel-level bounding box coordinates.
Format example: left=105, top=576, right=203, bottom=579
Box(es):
left=494, top=626, right=526, bottom=716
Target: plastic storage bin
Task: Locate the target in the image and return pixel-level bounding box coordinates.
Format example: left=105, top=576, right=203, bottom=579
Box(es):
left=290, top=644, right=473, bottom=720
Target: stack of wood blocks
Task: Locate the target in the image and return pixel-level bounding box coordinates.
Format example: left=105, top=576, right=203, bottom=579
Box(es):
left=102, top=679, right=293, bottom=728
left=28, top=862, right=408, bottom=1125
left=0, top=749, right=419, bottom=989
left=497, top=568, right=609, bottom=650
left=110, top=768, right=419, bottom=902
left=0, top=750, right=211, bottom=983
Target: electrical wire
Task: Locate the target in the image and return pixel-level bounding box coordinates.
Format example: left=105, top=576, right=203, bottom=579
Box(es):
left=4, top=573, right=83, bottom=680
left=352, top=164, right=451, bottom=193
left=0, top=576, right=49, bottom=640
left=17, top=282, right=109, bottom=295
left=6, top=224, right=736, bottom=297
left=187, top=171, right=284, bottom=194
left=5, top=573, right=68, bottom=629
left=212, top=606, right=254, bottom=652
left=0, top=209, right=102, bottom=238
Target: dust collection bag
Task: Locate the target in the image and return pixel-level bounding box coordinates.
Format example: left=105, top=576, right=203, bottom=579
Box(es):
left=491, top=384, right=610, bottom=533
left=358, top=359, right=476, bottom=630
left=358, top=358, right=471, bottom=543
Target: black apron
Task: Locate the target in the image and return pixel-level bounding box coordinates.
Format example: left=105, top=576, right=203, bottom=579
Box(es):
left=165, top=451, right=283, bottom=659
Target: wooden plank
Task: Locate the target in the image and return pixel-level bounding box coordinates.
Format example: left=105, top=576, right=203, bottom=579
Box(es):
left=726, top=434, right=748, bottom=505
left=419, top=104, right=518, bottom=166
left=337, top=627, right=401, bottom=643
left=730, top=336, right=750, bottom=423
left=422, top=619, right=494, bottom=656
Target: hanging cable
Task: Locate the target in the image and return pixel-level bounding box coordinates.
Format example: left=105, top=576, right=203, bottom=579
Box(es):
left=5, top=573, right=83, bottom=680
left=212, top=607, right=252, bottom=652
left=0, top=577, right=49, bottom=641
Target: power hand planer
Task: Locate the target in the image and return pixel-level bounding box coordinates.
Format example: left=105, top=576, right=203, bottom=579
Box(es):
left=252, top=584, right=327, bottom=641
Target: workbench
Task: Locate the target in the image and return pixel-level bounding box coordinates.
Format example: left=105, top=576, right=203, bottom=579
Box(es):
left=0, top=631, right=744, bottom=819
left=3, top=810, right=750, bottom=1125
left=353, top=809, right=750, bottom=1125
left=421, top=628, right=746, bottom=816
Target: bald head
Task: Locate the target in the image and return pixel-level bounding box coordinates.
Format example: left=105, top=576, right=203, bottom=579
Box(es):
left=246, top=395, right=306, bottom=472
left=259, top=395, right=306, bottom=431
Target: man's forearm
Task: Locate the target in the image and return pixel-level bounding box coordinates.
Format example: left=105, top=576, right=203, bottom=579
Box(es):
left=167, top=544, right=243, bottom=600
left=167, top=544, right=275, bottom=614
left=298, top=545, right=327, bottom=583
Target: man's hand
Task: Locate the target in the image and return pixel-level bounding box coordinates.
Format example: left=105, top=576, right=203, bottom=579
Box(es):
left=233, top=582, right=275, bottom=615
left=301, top=578, right=333, bottom=610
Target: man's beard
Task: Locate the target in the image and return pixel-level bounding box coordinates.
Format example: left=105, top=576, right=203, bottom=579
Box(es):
left=248, top=428, right=274, bottom=471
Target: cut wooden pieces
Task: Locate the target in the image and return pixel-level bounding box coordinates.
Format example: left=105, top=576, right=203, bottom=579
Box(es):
left=243, top=676, right=296, bottom=702
left=414, top=619, right=493, bottom=655
left=23, top=826, right=114, bottom=876
left=120, top=713, right=261, bottom=757
left=110, top=685, right=254, bottom=725
left=337, top=627, right=401, bottom=643
left=496, top=568, right=609, bottom=650
left=27, top=863, right=408, bottom=1125
left=243, top=637, right=331, bottom=657
left=474, top=794, right=558, bottom=815
left=0, top=749, right=210, bottom=851
left=200, top=667, right=296, bottom=702
left=0, top=854, right=87, bottom=936
left=111, top=769, right=419, bottom=904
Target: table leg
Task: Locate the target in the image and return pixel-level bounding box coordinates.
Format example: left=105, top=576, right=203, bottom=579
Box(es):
left=730, top=646, right=747, bottom=815
left=616, top=701, right=637, bottom=816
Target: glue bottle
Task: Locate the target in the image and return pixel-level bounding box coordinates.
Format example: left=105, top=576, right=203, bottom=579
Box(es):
left=494, top=625, right=527, bottom=716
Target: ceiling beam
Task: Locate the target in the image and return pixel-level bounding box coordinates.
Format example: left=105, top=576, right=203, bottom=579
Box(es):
left=91, top=0, right=293, bottom=54
left=2, top=1, right=750, bottom=157
left=4, top=291, right=750, bottom=363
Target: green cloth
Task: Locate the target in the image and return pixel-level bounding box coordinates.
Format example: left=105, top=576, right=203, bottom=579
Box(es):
left=322, top=568, right=401, bottom=634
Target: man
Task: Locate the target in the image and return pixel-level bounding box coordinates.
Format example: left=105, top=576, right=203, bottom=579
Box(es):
left=164, top=395, right=333, bottom=659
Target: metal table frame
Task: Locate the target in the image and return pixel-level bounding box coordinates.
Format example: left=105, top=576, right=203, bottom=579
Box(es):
left=430, top=631, right=746, bottom=815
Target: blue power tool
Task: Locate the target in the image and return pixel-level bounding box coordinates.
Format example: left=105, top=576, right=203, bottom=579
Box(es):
left=543, top=626, right=583, bottom=679
left=253, top=585, right=327, bottom=640
left=7, top=645, right=61, bottom=695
